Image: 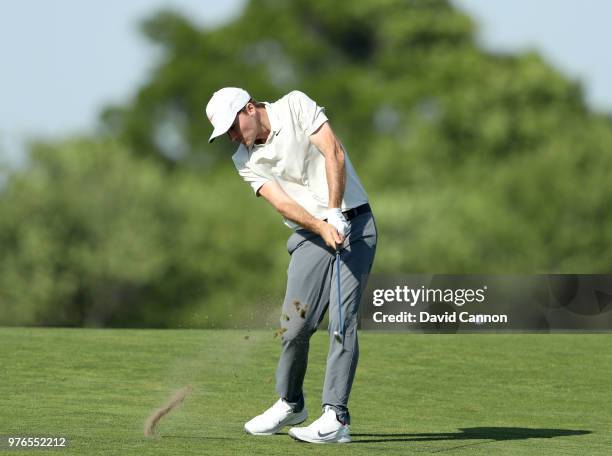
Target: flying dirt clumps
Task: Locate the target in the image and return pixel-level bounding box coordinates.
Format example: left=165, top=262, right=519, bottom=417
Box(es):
left=292, top=300, right=309, bottom=319
left=298, top=305, right=309, bottom=319
left=144, top=386, right=192, bottom=437
left=273, top=300, right=310, bottom=337
left=273, top=327, right=287, bottom=338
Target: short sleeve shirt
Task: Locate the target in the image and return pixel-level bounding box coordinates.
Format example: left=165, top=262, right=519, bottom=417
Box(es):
left=231, top=90, right=369, bottom=230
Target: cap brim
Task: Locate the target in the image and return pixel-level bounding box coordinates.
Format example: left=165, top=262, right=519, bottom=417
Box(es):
left=208, top=113, right=235, bottom=143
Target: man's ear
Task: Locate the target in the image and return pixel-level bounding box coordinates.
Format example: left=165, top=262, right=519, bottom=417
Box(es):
left=245, top=102, right=256, bottom=115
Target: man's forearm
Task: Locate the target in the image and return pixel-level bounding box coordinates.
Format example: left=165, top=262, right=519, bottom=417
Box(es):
left=309, top=122, right=347, bottom=209
left=325, top=143, right=346, bottom=208
left=276, top=199, right=324, bottom=233
left=258, top=180, right=325, bottom=233
left=276, top=199, right=342, bottom=248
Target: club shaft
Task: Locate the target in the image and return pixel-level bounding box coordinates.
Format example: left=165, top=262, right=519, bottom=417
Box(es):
left=336, top=250, right=343, bottom=337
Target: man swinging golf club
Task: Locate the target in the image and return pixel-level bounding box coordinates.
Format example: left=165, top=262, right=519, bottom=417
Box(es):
left=206, top=87, right=377, bottom=444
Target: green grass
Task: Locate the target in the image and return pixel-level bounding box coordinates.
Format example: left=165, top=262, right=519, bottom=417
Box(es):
left=0, top=328, right=610, bottom=455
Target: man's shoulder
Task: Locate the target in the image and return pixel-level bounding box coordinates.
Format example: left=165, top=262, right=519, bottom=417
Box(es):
left=272, top=90, right=312, bottom=110
left=277, top=90, right=308, bottom=101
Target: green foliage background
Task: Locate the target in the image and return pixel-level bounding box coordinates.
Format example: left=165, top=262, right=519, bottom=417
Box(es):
left=2, top=0, right=612, bottom=327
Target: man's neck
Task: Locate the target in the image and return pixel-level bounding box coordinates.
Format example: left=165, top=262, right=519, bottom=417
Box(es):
left=255, top=106, right=271, bottom=144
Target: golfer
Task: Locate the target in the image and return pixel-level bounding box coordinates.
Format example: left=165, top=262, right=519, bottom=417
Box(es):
left=206, top=87, right=377, bottom=443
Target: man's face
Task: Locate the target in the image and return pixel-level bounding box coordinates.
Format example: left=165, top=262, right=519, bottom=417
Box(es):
left=227, top=103, right=258, bottom=148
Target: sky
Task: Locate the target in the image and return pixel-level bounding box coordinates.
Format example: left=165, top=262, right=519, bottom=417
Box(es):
left=454, top=0, right=612, bottom=111
left=1, top=0, right=611, bottom=165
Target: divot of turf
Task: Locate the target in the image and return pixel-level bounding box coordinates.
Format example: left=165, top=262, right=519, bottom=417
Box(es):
left=144, top=386, right=192, bottom=437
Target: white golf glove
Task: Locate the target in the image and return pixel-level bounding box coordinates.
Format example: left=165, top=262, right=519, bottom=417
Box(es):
left=325, top=208, right=349, bottom=237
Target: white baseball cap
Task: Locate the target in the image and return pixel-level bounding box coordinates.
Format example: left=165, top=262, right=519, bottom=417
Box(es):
left=206, top=87, right=251, bottom=143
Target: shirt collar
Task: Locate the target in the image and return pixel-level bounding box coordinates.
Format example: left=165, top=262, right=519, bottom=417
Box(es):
left=248, top=103, right=282, bottom=152
left=265, top=102, right=282, bottom=139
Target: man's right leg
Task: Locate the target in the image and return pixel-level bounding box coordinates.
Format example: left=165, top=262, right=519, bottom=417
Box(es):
left=245, top=230, right=334, bottom=435
left=275, top=230, right=334, bottom=405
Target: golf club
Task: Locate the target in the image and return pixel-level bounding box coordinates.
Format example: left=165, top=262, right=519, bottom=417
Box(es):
left=334, top=249, right=344, bottom=343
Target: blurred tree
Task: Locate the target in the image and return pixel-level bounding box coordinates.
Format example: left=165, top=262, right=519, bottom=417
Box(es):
left=0, top=139, right=287, bottom=327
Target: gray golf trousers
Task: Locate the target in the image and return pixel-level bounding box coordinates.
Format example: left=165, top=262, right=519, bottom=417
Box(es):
left=275, top=210, right=377, bottom=424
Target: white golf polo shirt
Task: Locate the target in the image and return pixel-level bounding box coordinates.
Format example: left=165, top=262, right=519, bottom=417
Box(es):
left=231, top=90, right=369, bottom=230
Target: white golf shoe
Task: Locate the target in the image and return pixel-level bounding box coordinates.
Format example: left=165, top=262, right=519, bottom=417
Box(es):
left=288, top=406, right=351, bottom=443
left=244, top=398, right=308, bottom=435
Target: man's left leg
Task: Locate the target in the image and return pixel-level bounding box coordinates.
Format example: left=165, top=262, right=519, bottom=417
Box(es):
left=323, top=212, right=377, bottom=418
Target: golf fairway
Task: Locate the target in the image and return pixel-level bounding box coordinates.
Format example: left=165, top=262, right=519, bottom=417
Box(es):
left=1, top=328, right=610, bottom=455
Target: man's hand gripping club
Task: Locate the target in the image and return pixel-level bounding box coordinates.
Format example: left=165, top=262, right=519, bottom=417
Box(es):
left=322, top=208, right=348, bottom=248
